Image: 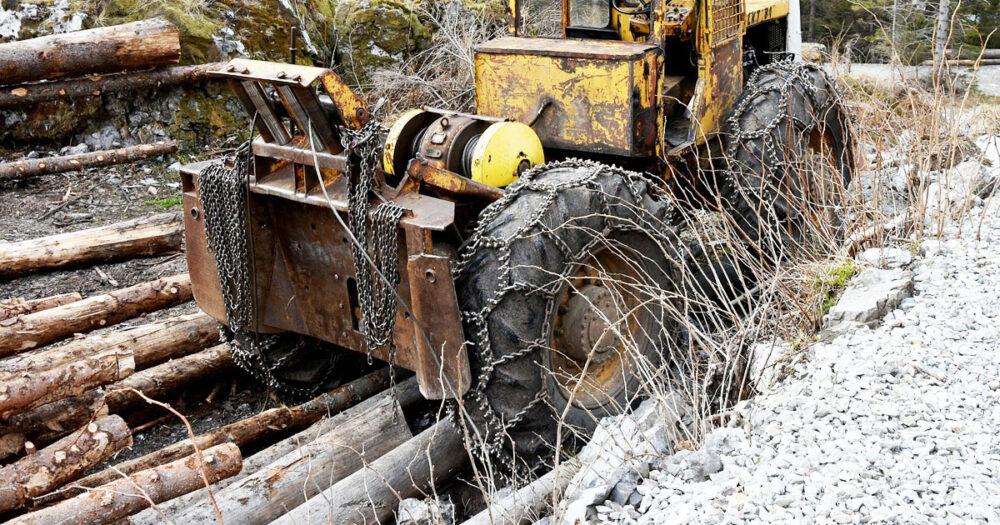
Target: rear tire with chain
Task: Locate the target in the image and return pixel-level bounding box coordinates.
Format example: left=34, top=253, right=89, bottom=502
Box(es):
left=227, top=331, right=346, bottom=398
left=456, top=160, right=683, bottom=472
left=721, top=61, right=856, bottom=257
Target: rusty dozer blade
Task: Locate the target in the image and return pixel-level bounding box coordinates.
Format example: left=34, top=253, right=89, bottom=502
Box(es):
left=181, top=59, right=471, bottom=399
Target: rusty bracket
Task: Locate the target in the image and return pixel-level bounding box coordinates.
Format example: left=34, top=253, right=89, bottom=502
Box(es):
left=406, top=253, right=472, bottom=400
left=407, top=159, right=504, bottom=201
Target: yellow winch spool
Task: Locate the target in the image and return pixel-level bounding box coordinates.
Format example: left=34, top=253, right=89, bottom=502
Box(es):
left=469, top=121, right=544, bottom=187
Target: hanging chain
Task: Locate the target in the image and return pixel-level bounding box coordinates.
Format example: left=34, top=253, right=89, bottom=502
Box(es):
left=338, top=120, right=405, bottom=368
left=199, top=147, right=330, bottom=397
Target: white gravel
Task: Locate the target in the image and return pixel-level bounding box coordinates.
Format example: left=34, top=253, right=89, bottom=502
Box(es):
left=598, top=204, right=1000, bottom=523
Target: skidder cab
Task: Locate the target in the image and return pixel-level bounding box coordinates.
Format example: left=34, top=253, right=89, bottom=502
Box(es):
left=181, top=0, right=855, bottom=468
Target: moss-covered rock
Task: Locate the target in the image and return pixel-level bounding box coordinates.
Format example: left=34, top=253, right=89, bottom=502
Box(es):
left=333, top=0, right=432, bottom=79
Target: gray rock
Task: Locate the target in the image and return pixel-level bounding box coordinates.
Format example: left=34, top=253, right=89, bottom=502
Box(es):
left=397, top=497, right=454, bottom=525
left=858, top=247, right=913, bottom=269
left=824, top=268, right=914, bottom=327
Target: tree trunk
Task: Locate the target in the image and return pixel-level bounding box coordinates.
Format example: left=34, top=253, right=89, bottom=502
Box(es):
left=58, top=369, right=395, bottom=497
left=0, top=293, right=82, bottom=322
left=0, top=64, right=223, bottom=109
left=170, top=381, right=419, bottom=525
left=104, top=343, right=233, bottom=411
left=0, top=348, right=134, bottom=419
left=0, top=19, right=180, bottom=86
left=10, top=443, right=241, bottom=525
left=0, top=274, right=192, bottom=357
left=934, top=0, right=952, bottom=75
left=0, top=312, right=220, bottom=379
left=0, top=415, right=131, bottom=513
left=272, top=418, right=467, bottom=525
left=0, top=141, right=178, bottom=182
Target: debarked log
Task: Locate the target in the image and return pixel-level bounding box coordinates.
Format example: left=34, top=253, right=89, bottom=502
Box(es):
left=10, top=443, right=241, bottom=525
left=272, top=418, right=467, bottom=525
left=0, top=18, right=180, bottom=86
left=0, top=142, right=178, bottom=182
left=170, top=379, right=419, bottom=525
left=0, top=274, right=192, bottom=357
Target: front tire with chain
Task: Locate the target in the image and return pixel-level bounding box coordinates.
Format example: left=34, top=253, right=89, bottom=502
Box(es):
left=456, top=160, right=683, bottom=472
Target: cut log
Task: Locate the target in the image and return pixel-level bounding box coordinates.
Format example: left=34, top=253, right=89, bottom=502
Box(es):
left=0, top=274, right=192, bottom=357
left=172, top=382, right=418, bottom=525
left=0, top=19, right=180, bottom=86
left=0, top=212, right=183, bottom=277
left=0, top=347, right=134, bottom=419
left=128, top=380, right=415, bottom=524
left=0, top=391, right=106, bottom=462
left=0, top=63, right=223, bottom=109
left=0, top=415, right=131, bottom=513
left=104, top=343, right=233, bottom=410
left=56, top=369, right=395, bottom=497
left=463, top=458, right=581, bottom=525
left=11, top=443, right=241, bottom=525
left=0, top=141, right=178, bottom=182
left=0, top=312, right=220, bottom=378
left=272, top=418, right=467, bottom=525
left=0, top=344, right=225, bottom=461
left=0, top=293, right=82, bottom=322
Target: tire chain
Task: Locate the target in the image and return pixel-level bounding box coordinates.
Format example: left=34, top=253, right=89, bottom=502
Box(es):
left=452, top=158, right=683, bottom=474
left=199, top=147, right=336, bottom=398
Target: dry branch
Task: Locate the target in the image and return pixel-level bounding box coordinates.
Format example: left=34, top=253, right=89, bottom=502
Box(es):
left=0, top=274, right=192, bottom=357
left=272, top=418, right=467, bottom=525
left=0, top=19, right=180, bottom=86
left=11, top=443, right=241, bottom=525
left=0, top=293, right=81, bottom=322
left=0, top=415, right=131, bottom=513
left=0, top=348, right=134, bottom=419
left=0, top=63, right=223, bottom=109
left=0, top=141, right=178, bottom=182
left=59, top=369, right=393, bottom=497
left=171, top=380, right=419, bottom=525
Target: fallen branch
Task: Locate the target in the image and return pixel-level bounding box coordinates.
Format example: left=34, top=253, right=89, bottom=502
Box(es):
left=0, top=274, right=192, bottom=357
left=0, top=415, right=131, bottom=513
left=272, top=418, right=467, bottom=525
left=10, top=443, right=241, bottom=525
left=0, top=141, right=178, bottom=182
left=0, top=293, right=82, bottom=322
left=0, top=19, right=180, bottom=86
left=0, top=64, right=223, bottom=109
left=840, top=212, right=911, bottom=258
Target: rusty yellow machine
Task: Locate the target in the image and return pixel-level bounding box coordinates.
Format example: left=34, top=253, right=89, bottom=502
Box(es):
left=181, top=0, right=854, bottom=466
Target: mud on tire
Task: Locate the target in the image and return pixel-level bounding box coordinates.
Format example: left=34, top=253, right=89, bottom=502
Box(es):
left=455, top=160, right=685, bottom=472
left=721, top=61, right=857, bottom=257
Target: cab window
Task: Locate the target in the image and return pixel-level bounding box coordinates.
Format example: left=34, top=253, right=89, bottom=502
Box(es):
left=569, top=0, right=610, bottom=28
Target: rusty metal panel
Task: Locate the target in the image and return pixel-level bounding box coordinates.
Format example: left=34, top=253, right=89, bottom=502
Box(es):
left=407, top=254, right=471, bottom=399
left=475, top=37, right=660, bottom=157
left=180, top=161, right=227, bottom=325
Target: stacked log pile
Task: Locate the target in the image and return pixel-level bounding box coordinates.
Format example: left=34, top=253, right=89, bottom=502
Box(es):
left=0, top=18, right=222, bottom=182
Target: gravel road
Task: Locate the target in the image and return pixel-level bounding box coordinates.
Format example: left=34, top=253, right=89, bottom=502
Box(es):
left=599, top=204, right=1000, bottom=523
